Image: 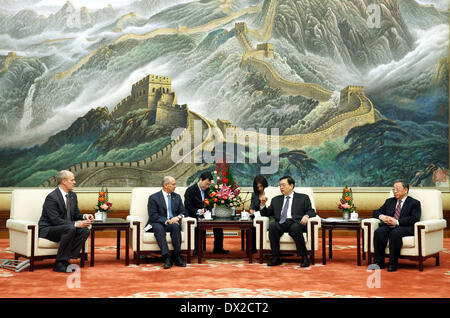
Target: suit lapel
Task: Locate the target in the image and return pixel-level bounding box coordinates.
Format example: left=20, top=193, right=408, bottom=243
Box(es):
left=55, top=188, right=67, bottom=213
left=159, top=191, right=168, bottom=212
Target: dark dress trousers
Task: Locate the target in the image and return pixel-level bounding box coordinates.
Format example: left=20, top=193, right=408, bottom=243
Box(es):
left=184, top=184, right=224, bottom=251
left=38, top=188, right=90, bottom=262
left=146, top=191, right=187, bottom=257
left=372, top=196, right=421, bottom=266
left=261, top=192, right=316, bottom=257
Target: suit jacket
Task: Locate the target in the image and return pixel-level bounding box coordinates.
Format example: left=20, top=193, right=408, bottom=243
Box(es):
left=261, top=192, right=316, bottom=223
left=147, top=190, right=187, bottom=227
left=184, top=183, right=211, bottom=219
left=38, top=188, right=84, bottom=237
left=373, top=196, right=421, bottom=231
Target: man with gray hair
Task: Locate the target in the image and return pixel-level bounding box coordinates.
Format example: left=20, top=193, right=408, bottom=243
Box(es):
left=145, top=176, right=187, bottom=269
left=369, top=180, right=421, bottom=272
left=38, top=170, right=94, bottom=273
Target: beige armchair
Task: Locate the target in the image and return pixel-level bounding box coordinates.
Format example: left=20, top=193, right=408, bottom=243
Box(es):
left=254, top=187, right=321, bottom=264
left=6, top=189, right=88, bottom=271
left=362, top=189, right=447, bottom=271
left=126, top=187, right=196, bottom=265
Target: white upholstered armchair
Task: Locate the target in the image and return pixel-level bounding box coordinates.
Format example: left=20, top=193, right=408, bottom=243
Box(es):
left=126, top=187, right=196, bottom=265
left=254, top=187, right=321, bottom=264
left=362, top=189, right=446, bottom=271
left=6, top=189, right=88, bottom=271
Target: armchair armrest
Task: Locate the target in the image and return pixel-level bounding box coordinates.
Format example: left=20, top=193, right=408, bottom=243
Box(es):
left=6, top=219, right=37, bottom=233
left=308, top=216, right=321, bottom=230
left=361, top=218, right=381, bottom=253
left=181, top=216, right=197, bottom=230
left=415, top=219, right=447, bottom=233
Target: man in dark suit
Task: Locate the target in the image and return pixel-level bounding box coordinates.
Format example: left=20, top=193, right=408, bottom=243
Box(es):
left=38, top=170, right=93, bottom=273
left=370, top=180, right=421, bottom=272
left=260, top=176, right=316, bottom=267
left=184, top=172, right=229, bottom=255
left=146, top=176, right=187, bottom=269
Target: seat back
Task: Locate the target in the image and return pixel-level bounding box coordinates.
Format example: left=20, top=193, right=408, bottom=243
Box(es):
left=129, top=187, right=188, bottom=224
left=10, top=188, right=54, bottom=221
left=294, top=187, right=316, bottom=210
left=388, top=189, right=442, bottom=221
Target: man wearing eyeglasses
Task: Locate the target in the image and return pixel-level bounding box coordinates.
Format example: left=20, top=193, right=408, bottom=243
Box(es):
left=369, top=180, right=421, bottom=272
left=259, top=176, right=316, bottom=267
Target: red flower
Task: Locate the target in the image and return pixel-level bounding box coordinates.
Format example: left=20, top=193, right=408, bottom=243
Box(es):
left=99, top=192, right=105, bottom=196
left=204, top=199, right=210, bottom=206
left=213, top=198, right=218, bottom=203
left=222, top=178, right=229, bottom=184
left=209, top=192, right=216, bottom=198
left=98, top=197, right=105, bottom=202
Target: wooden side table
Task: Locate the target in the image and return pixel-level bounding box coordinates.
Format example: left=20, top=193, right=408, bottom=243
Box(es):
left=90, top=218, right=130, bottom=266
left=197, top=218, right=253, bottom=264
left=321, top=218, right=365, bottom=266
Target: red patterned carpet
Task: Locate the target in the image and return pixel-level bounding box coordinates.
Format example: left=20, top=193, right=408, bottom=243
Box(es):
left=1, top=237, right=449, bottom=298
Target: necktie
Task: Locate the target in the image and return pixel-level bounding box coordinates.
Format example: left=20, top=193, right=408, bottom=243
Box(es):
left=394, top=200, right=402, bottom=220
left=65, top=194, right=72, bottom=221
left=167, top=194, right=173, bottom=219
left=389, top=200, right=401, bottom=228
left=280, top=196, right=290, bottom=224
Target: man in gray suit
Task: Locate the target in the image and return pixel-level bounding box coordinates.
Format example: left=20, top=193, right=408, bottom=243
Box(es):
left=38, top=170, right=94, bottom=273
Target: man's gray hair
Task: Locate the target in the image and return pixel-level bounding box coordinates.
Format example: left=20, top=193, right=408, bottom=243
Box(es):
left=394, top=179, right=409, bottom=191
left=56, top=170, right=72, bottom=185
left=161, top=176, right=173, bottom=186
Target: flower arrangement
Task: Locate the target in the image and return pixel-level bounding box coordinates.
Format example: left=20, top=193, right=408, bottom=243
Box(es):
left=204, top=159, right=243, bottom=208
left=96, top=187, right=113, bottom=213
left=338, top=186, right=356, bottom=213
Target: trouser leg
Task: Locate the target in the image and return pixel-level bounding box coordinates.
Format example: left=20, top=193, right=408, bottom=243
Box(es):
left=287, top=221, right=307, bottom=257
left=373, top=226, right=391, bottom=265
left=167, top=223, right=182, bottom=255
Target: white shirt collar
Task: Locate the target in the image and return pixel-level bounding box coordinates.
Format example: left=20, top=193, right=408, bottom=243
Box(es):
left=285, top=192, right=293, bottom=199
left=162, top=189, right=171, bottom=198
left=58, top=186, right=68, bottom=198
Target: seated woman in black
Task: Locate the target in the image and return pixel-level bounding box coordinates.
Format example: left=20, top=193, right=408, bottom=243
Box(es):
left=249, top=175, right=268, bottom=253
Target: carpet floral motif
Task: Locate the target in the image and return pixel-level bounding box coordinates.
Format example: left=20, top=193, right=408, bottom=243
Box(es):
left=113, top=288, right=383, bottom=298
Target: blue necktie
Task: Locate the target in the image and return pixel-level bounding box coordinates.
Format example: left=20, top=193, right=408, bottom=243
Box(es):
left=200, top=188, right=205, bottom=202
left=280, top=196, right=290, bottom=224
left=167, top=194, right=173, bottom=219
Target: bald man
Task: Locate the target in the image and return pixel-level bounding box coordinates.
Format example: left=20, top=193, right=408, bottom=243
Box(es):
left=145, top=176, right=187, bottom=269
left=38, top=170, right=94, bottom=273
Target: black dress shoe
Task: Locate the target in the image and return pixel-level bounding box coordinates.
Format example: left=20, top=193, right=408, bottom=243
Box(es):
left=387, top=265, right=397, bottom=272
left=267, top=257, right=282, bottom=267
left=53, top=261, right=68, bottom=273
left=163, top=256, right=173, bottom=269
left=174, top=256, right=186, bottom=267
left=213, top=248, right=229, bottom=254
left=300, top=256, right=310, bottom=268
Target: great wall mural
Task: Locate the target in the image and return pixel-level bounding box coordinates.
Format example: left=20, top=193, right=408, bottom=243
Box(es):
left=0, top=0, right=448, bottom=188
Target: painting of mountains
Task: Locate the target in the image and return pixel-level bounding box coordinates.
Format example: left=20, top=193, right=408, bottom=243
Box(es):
left=0, top=0, right=448, bottom=187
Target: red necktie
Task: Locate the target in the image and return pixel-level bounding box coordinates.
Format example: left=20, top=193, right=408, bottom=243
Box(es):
left=394, top=200, right=402, bottom=220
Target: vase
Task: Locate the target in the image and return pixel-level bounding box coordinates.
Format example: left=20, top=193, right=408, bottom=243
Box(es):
left=213, top=205, right=234, bottom=219
left=342, top=211, right=350, bottom=220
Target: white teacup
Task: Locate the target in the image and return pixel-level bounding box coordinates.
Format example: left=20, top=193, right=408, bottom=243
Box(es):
left=241, top=211, right=249, bottom=220
left=204, top=211, right=212, bottom=220
left=94, top=211, right=103, bottom=221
